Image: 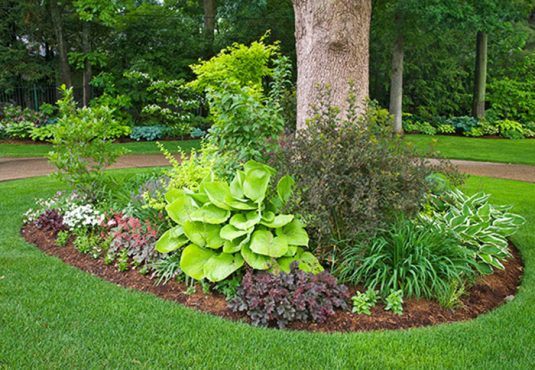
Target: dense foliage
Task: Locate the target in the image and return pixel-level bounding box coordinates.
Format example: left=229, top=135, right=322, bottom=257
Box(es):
left=48, top=87, right=130, bottom=200
left=156, top=160, right=322, bottom=282
left=230, top=264, right=349, bottom=328
left=273, top=92, right=456, bottom=262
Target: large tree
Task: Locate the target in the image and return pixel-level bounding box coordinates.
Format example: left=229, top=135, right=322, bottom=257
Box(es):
left=292, top=0, right=372, bottom=129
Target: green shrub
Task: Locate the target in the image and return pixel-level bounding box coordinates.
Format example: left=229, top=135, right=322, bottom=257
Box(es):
left=422, top=189, right=525, bottom=274
left=337, top=217, right=475, bottom=303
left=446, top=116, right=479, bottom=133
left=488, top=77, right=535, bottom=124
left=496, top=119, right=524, bottom=139
left=155, top=160, right=322, bottom=282
left=436, top=123, right=455, bottom=134
left=404, top=121, right=437, bottom=135
left=273, top=92, right=453, bottom=262
left=48, top=86, right=130, bottom=201
left=4, top=120, right=34, bottom=139
left=56, top=230, right=70, bottom=247
left=189, top=39, right=291, bottom=177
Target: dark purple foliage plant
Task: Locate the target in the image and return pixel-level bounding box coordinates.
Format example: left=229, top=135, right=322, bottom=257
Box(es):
left=34, top=209, right=68, bottom=236
left=230, top=263, right=349, bottom=328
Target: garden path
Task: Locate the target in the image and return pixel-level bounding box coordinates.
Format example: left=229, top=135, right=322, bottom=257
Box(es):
left=1, top=156, right=534, bottom=183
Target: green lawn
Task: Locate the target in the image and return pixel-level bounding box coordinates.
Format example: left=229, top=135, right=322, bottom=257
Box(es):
left=406, top=135, right=535, bottom=165
left=0, top=139, right=201, bottom=158
left=1, top=172, right=534, bottom=368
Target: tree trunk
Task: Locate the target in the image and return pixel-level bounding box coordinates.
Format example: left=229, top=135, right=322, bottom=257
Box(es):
left=48, top=0, right=72, bottom=88
left=389, top=18, right=404, bottom=134
left=203, top=0, right=216, bottom=53
left=293, top=0, right=372, bottom=130
left=472, top=31, right=487, bottom=119
left=82, top=21, right=92, bottom=107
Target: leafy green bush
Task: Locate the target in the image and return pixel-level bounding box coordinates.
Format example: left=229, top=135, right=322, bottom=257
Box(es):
left=337, top=217, right=475, bottom=303
left=48, top=86, right=130, bottom=200
left=422, top=189, right=525, bottom=274
left=404, top=121, right=437, bottom=135
left=273, top=93, right=452, bottom=262
left=446, top=116, right=479, bottom=133
left=155, top=160, right=322, bottom=282
left=189, top=39, right=291, bottom=176
left=488, top=76, right=535, bottom=124
left=130, top=126, right=166, bottom=141
left=4, top=120, right=34, bottom=139
left=436, top=123, right=455, bottom=134
left=496, top=119, right=525, bottom=139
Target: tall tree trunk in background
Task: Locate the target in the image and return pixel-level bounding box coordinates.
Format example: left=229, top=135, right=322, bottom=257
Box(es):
left=472, top=31, right=487, bottom=119
left=48, top=0, right=72, bottom=88
left=293, top=0, right=372, bottom=129
left=81, top=21, right=92, bottom=107
left=203, top=0, right=216, bottom=54
left=389, top=15, right=404, bottom=135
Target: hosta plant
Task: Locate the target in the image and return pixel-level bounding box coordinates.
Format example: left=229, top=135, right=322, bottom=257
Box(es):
left=155, top=160, right=322, bottom=282
left=422, top=189, right=525, bottom=274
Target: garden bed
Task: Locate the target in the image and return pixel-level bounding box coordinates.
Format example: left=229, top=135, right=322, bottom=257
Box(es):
left=22, top=223, right=524, bottom=333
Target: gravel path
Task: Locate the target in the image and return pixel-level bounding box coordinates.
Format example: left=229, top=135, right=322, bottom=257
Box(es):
left=1, top=156, right=534, bottom=183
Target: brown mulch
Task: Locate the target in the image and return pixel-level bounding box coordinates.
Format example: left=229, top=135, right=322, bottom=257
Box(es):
left=22, top=224, right=524, bottom=333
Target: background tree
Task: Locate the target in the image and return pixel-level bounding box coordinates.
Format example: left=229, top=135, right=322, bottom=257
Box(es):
left=292, top=0, right=372, bottom=129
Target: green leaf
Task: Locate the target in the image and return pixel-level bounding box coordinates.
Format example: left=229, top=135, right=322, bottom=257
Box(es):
left=155, top=226, right=189, bottom=253
left=276, top=175, right=295, bottom=205
left=180, top=244, right=216, bottom=280
left=229, top=211, right=261, bottom=230
left=203, top=181, right=232, bottom=210
left=260, top=214, right=294, bottom=228
left=203, top=253, right=244, bottom=282
left=278, top=248, right=323, bottom=274
left=249, top=230, right=288, bottom=258
left=242, top=161, right=274, bottom=203
left=229, top=170, right=245, bottom=199
left=190, top=204, right=230, bottom=224
left=276, top=219, right=309, bottom=246
left=183, top=221, right=224, bottom=249
left=241, top=242, right=272, bottom=270
left=166, top=193, right=196, bottom=225
left=220, top=224, right=251, bottom=241
left=165, top=188, right=184, bottom=204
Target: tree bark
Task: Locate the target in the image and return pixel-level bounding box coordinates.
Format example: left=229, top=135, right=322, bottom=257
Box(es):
left=472, top=31, right=487, bottom=119
left=389, top=17, right=404, bottom=134
left=203, top=0, right=216, bottom=53
left=81, top=21, right=92, bottom=107
left=48, top=0, right=72, bottom=88
left=293, top=0, right=372, bottom=130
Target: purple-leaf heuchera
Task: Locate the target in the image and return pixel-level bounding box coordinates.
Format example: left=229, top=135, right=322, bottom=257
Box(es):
left=34, top=209, right=68, bottom=236
left=230, top=262, right=349, bottom=328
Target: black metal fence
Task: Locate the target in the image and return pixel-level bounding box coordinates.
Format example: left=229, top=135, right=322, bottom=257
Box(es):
left=0, top=85, right=91, bottom=111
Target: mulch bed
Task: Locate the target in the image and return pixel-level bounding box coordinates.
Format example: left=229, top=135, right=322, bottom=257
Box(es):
left=22, top=223, right=524, bottom=333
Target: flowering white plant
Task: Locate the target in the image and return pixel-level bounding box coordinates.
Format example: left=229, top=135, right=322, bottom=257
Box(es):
left=63, top=204, right=104, bottom=229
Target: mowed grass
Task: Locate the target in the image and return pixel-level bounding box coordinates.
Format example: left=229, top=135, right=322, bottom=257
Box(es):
left=406, top=135, right=535, bottom=165
left=0, top=139, right=201, bottom=158
left=0, top=171, right=534, bottom=368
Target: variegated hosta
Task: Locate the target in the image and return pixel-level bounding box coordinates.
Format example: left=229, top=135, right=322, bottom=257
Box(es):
left=422, top=189, right=525, bottom=274
left=155, top=160, right=323, bottom=282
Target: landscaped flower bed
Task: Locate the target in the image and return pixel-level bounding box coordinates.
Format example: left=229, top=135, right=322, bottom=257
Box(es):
left=20, top=40, right=527, bottom=332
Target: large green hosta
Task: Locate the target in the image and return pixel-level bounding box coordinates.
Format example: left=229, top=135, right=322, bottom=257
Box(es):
left=155, top=160, right=322, bottom=282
